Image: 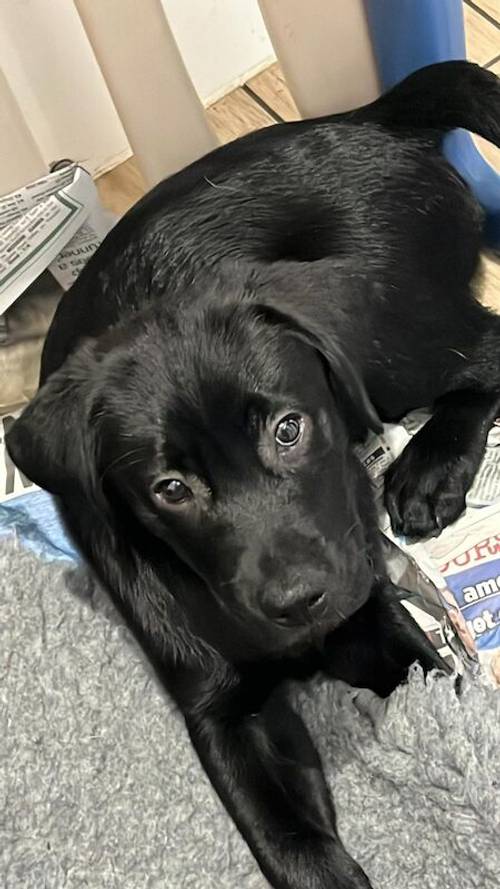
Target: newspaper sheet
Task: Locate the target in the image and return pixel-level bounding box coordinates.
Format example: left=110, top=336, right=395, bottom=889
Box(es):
left=1, top=406, right=39, bottom=502
left=0, top=164, right=115, bottom=498
left=0, top=164, right=114, bottom=315
left=356, top=412, right=500, bottom=684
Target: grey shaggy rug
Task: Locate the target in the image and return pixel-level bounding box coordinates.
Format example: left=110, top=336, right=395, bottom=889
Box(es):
left=2, top=538, right=500, bottom=889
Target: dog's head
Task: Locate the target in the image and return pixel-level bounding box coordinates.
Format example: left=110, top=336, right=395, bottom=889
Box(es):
left=6, top=268, right=382, bottom=658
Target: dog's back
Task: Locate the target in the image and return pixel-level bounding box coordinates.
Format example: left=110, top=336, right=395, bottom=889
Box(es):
left=41, top=62, right=500, bottom=383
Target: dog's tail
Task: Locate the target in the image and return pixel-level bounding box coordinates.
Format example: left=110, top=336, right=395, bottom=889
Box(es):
left=355, top=61, right=500, bottom=148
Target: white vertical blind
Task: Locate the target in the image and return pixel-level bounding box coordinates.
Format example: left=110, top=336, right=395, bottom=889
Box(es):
left=0, top=69, right=46, bottom=195
left=0, top=0, right=129, bottom=179
left=258, top=0, right=379, bottom=118
left=74, top=0, right=217, bottom=187
left=0, top=0, right=275, bottom=194
left=1, top=0, right=382, bottom=195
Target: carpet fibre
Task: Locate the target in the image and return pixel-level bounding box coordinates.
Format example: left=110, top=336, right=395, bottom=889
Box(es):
left=1, top=539, right=499, bottom=889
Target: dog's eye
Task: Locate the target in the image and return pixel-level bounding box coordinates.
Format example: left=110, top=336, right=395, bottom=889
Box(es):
left=275, top=414, right=303, bottom=447
left=153, top=478, right=192, bottom=505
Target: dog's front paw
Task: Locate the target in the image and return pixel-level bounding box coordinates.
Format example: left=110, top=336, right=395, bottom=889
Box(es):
left=384, top=447, right=472, bottom=540
left=324, top=859, right=372, bottom=889
left=295, top=838, right=373, bottom=889
left=336, top=863, right=373, bottom=889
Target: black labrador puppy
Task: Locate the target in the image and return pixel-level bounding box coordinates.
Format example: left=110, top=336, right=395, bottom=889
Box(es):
left=7, top=62, right=500, bottom=888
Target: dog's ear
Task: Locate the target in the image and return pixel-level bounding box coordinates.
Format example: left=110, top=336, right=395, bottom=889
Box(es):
left=252, top=264, right=383, bottom=435
left=5, top=342, right=101, bottom=498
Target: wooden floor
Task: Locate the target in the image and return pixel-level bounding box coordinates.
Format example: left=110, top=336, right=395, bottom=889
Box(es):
left=96, top=0, right=500, bottom=307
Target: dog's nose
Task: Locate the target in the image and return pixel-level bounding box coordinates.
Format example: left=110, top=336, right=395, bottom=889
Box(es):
left=259, top=586, right=327, bottom=626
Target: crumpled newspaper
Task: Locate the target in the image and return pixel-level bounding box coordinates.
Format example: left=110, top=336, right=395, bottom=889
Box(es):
left=0, top=164, right=115, bottom=413
left=0, top=163, right=115, bottom=318
left=356, top=412, right=500, bottom=686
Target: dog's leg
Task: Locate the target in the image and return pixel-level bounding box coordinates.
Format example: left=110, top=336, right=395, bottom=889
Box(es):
left=179, top=672, right=373, bottom=889
left=323, top=581, right=450, bottom=698
left=384, top=388, right=500, bottom=539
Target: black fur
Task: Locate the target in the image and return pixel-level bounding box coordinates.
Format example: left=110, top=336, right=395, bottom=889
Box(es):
left=7, top=62, right=500, bottom=888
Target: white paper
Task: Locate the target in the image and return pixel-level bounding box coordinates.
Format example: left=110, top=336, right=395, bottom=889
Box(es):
left=0, top=164, right=115, bottom=314
left=0, top=406, right=39, bottom=501
left=357, top=410, right=500, bottom=683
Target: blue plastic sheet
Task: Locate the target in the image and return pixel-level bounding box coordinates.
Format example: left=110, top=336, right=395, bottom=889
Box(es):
left=0, top=490, right=79, bottom=563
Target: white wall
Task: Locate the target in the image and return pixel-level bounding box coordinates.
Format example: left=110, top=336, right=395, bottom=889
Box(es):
left=162, top=0, right=275, bottom=104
